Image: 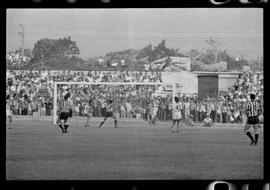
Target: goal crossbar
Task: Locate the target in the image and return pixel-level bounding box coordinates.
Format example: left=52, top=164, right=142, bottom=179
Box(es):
left=53, top=82, right=181, bottom=125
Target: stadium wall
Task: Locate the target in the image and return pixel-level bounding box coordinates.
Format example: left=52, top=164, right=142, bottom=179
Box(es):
left=162, top=71, right=198, bottom=94
left=194, top=72, right=242, bottom=97
left=218, top=73, right=240, bottom=92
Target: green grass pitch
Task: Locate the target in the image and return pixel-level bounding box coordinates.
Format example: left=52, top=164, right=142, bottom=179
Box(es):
left=6, top=118, right=263, bottom=180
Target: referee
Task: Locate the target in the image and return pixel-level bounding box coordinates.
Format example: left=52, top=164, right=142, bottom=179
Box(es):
left=244, top=94, right=261, bottom=146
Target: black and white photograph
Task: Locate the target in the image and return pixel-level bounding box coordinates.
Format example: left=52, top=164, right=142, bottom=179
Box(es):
left=6, top=8, right=264, bottom=180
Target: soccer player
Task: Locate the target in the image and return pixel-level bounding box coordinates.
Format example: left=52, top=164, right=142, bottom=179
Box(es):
left=6, top=95, right=13, bottom=129
left=98, top=99, right=118, bottom=128
left=147, top=100, right=154, bottom=126
left=244, top=94, right=261, bottom=146
left=84, top=99, right=94, bottom=127
left=172, top=97, right=182, bottom=133
left=58, top=93, right=72, bottom=133
left=150, top=98, right=159, bottom=126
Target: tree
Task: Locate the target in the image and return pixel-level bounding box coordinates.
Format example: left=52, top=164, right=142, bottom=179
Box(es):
left=151, top=39, right=184, bottom=61
left=136, top=43, right=154, bottom=62
left=31, top=36, right=80, bottom=62
left=185, top=49, right=201, bottom=59
left=205, top=37, right=224, bottom=63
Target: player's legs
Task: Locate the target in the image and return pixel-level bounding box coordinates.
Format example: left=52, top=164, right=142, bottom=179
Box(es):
left=172, top=119, right=176, bottom=132
left=184, top=112, right=188, bottom=124
left=176, top=119, right=181, bottom=133
left=253, top=124, right=260, bottom=145
left=148, top=114, right=152, bottom=125
left=244, top=123, right=255, bottom=145
left=152, top=115, right=157, bottom=126
left=112, top=114, right=118, bottom=128
left=84, top=113, right=92, bottom=127
left=99, top=116, right=107, bottom=128
left=58, top=113, right=65, bottom=133
left=59, top=120, right=65, bottom=133
left=63, top=118, right=69, bottom=133
left=252, top=116, right=260, bottom=145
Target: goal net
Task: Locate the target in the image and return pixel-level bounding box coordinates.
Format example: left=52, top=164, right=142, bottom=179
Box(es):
left=53, top=82, right=181, bottom=125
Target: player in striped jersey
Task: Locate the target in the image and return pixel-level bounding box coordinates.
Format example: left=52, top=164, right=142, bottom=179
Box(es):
left=244, top=94, right=262, bottom=146
left=98, top=99, right=118, bottom=128
left=58, top=93, right=72, bottom=133
left=172, top=97, right=182, bottom=133
left=6, top=95, right=13, bottom=129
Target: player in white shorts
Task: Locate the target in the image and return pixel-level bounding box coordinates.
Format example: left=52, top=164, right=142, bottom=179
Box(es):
left=172, top=97, right=182, bottom=133
left=6, top=95, right=13, bottom=129
left=151, top=98, right=159, bottom=126
left=84, top=99, right=94, bottom=127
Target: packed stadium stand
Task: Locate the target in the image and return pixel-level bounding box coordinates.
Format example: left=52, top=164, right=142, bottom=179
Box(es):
left=6, top=69, right=263, bottom=123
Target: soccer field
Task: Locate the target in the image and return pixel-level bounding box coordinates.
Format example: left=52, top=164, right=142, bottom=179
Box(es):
left=6, top=118, right=263, bottom=180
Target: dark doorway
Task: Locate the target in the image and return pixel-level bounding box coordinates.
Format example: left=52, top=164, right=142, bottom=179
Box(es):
left=198, top=75, right=218, bottom=99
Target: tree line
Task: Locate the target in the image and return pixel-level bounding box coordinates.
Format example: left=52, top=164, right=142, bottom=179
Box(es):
left=6, top=36, right=263, bottom=71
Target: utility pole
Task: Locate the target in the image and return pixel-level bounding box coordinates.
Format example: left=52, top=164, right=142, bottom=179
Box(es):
left=18, top=24, right=25, bottom=69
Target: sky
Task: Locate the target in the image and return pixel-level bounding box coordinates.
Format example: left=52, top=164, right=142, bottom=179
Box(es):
left=6, top=8, right=263, bottom=60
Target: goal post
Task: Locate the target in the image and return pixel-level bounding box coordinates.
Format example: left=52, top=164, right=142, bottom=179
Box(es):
left=53, top=81, right=181, bottom=125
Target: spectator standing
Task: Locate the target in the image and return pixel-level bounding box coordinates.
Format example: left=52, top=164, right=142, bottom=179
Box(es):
left=216, top=100, right=222, bottom=124
left=190, top=99, right=195, bottom=122
left=184, top=98, right=190, bottom=122
left=227, top=102, right=232, bottom=123
left=40, top=100, right=46, bottom=116
left=28, top=100, right=32, bottom=115
left=194, top=100, right=199, bottom=122
left=221, top=102, right=227, bottom=123
left=210, top=100, right=216, bottom=122
left=120, top=101, right=127, bottom=118
left=125, top=100, right=132, bottom=118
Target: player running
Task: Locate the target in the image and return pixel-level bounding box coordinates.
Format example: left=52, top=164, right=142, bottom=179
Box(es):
left=58, top=92, right=72, bottom=133
left=84, top=99, right=94, bottom=127
left=6, top=95, right=13, bottom=129
left=172, top=97, right=182, bottom=133
left=98, top=99, right=118, bottom=128
left=244, top=94, right=262, bottom=146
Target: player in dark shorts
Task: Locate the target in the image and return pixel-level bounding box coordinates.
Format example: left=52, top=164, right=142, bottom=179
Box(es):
left=58, top=93, right=72, bottom=133
left=244, top=94, right=261, bottom=146
left=98, top=99, right=118, bottom=128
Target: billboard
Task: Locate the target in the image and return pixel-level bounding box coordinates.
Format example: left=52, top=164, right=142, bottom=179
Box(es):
left=151, top=56, right=191, bottom=71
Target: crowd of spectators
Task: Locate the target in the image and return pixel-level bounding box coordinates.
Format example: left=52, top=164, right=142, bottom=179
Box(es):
left=6, top=70, right=162, bottom=118
left=6, top=69, right=263, bottom=125
left=6, top=51, right=31, bottom=65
